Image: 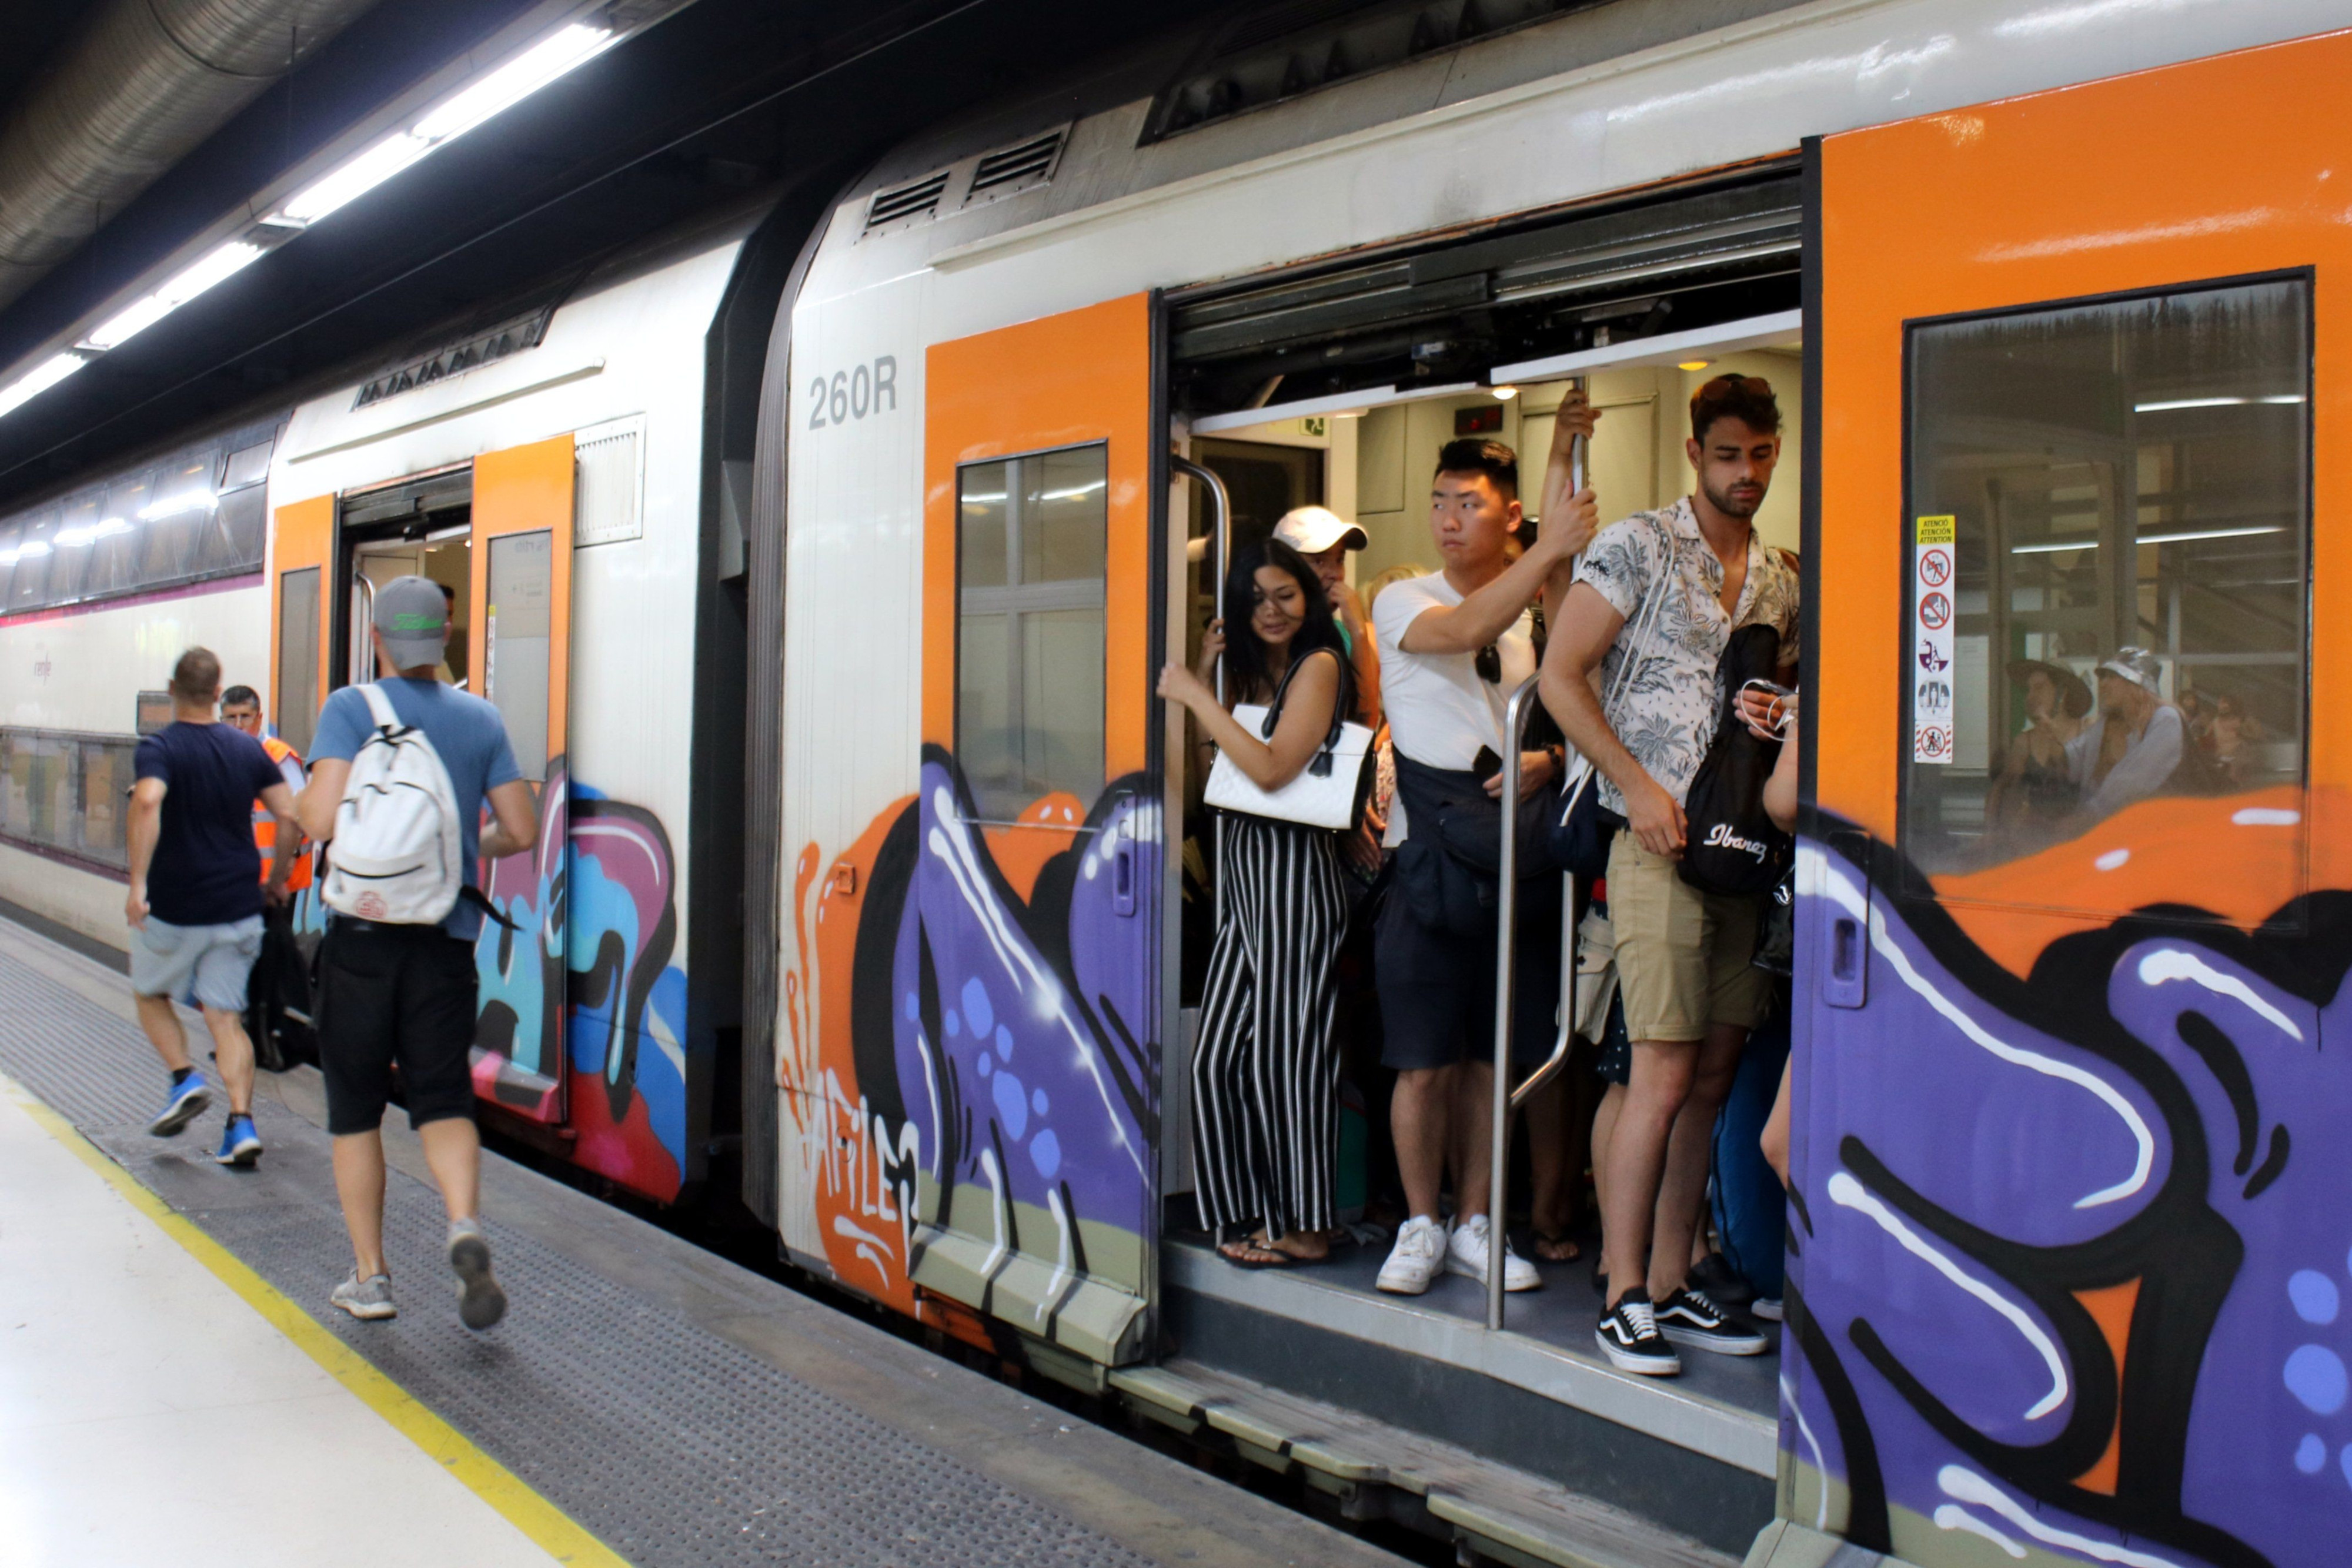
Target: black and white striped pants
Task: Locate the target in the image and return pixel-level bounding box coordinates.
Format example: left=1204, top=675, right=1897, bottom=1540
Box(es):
left=1191, top=813, right=1350, bottom=1241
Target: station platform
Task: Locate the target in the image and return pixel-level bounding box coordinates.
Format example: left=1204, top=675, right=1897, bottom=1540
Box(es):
left=0, top=914, right=1410, bottom=1568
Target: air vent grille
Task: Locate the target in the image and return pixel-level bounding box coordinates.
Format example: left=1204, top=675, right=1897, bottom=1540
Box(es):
left=967, top=129, right=1065, bottom=199
left=865, top=172, right=950, bottom=231
left=353, top=306, right=552, bottom=410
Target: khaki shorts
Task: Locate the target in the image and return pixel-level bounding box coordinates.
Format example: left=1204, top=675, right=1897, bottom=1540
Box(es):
left=1606, top=831, right=1770, bottom=1044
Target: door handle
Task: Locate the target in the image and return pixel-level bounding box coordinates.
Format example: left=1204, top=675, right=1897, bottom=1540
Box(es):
left=1821, top=829, right=1869, bottom=1009
left=1112, top=837, right=1136, bottom=917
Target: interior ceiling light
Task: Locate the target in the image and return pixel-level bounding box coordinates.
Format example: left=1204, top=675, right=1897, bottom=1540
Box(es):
left=0, top=14, right=632, bottom=425
left=80, top=241, right=265, bottom=351
left=274, top=23, right=615, bottom=228
left=0, top=353, right=88, bottom=419
left=1678, top=359, right=1714, bottom=371
left=1491, top=386, right=1519, bottom=400
left=2010, top=524, right=2283, bottom=554
left=2133, top=394, right=2306, bottom=412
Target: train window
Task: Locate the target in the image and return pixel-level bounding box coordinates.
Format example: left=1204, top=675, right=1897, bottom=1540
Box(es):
left=277, top=568, right=320, bottom=756
left=484, top=530, right=554, bottom=782
left=956, top=444, right=1107, bottom=822
left=1900, top=276, right=2310, bottom=885
left=8, top=508, right=57, bottom=609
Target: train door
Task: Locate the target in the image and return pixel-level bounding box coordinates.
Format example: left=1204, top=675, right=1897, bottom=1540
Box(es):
left=888, top=293, right=1162, bottom=1365
left=1789, top=33, right=2347, bottom=1568
left=465, top=437, right=575, bottom=1127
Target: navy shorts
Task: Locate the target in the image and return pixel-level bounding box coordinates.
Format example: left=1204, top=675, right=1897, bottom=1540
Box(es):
left=1375, top=885, right=1563, bottom=1072
left=315, top=920, right=479, bottom=1134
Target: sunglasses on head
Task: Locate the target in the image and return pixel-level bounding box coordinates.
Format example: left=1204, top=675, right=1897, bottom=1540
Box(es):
left=1474, top=644, right=1501, bottom=684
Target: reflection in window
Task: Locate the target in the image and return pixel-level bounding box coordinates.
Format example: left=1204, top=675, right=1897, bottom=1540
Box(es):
left=956, top=445, right=1107, bottom=821
left=0, top=729, right=138, bottom=870
left=1903, top=278, right=2308, bottom=880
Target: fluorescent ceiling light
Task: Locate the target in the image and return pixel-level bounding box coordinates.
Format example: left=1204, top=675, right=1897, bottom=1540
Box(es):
left=81, top=241, right=265, bottom=350
left=2012, top=524, right=2284, bottom=554
left=0, top=353, right=88, bottom=418
left=276, top=23, right=613, bottom=228
left=2133, top=394, right=2306, bottom=412
left=413, top=24, right=617, bottom=141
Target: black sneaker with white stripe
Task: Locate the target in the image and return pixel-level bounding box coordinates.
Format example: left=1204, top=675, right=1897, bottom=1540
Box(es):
left=1595, top=1288, right=1681, bottom=1376
left=1654, top=1285, right=1769, bottom=1356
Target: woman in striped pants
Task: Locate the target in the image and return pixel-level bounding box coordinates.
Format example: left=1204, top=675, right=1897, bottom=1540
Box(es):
left=1158, top=539, right=1354, bottom=1268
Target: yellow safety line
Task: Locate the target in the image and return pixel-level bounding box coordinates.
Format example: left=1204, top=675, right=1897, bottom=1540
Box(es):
left=8, top=1079, right=632, bottom=1568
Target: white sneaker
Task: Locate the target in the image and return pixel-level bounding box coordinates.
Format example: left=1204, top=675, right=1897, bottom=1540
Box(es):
left=1376, top=1215, right=1448, bottom=1295
left=1444, top=1214, right=1541, bottom=1292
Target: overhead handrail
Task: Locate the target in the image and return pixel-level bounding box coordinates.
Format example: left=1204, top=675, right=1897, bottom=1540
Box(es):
left=1485, top=399, right=1586, bottom=1333
left=1172, top=456, right=1232, bottom=920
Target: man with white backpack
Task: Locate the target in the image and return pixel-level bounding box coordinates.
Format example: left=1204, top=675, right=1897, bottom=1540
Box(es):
left=296, top=576, right=537, bottom=1329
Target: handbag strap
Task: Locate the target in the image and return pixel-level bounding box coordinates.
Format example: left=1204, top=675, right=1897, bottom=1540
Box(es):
left=1254, top=647, right=1353, bottom=758
left=1559, top=520, right=1683, bottom=818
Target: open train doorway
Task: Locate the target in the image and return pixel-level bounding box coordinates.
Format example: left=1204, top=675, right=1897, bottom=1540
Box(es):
left=1156, top=170, right=1805, bottom=1549
left=337, top=466, right=474, bottom=690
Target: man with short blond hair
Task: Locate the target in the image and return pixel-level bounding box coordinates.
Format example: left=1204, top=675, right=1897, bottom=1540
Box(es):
left=128, top=648, right=299, bottom=1165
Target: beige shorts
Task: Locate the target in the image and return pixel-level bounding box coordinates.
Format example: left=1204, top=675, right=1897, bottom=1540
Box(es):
left=1606, top=830, right=1770, bottom=1044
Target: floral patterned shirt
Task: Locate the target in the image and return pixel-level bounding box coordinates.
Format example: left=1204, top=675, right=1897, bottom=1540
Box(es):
left=1572, top=494, right=1799, bottom=812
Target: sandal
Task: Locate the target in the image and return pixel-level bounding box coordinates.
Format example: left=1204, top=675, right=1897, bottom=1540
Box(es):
left=1532, top=1229, right=1581, bottom=1263
left=1218, top=1238, right=1296, bottom=1270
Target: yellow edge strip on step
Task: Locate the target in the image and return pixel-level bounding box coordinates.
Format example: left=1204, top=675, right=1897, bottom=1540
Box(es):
left=11, top=1082, right=630, bottom=1568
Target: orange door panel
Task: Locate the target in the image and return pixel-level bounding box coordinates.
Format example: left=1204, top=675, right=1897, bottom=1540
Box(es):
left=467, top=435, right=574, bottom=1125
left=268, top=496, right=333, bottom=757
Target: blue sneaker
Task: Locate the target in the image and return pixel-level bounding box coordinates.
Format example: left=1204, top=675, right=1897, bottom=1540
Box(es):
left=215, top=1114, right=262, bottom=1167
left=149, top=1074, right=211, bottom=1137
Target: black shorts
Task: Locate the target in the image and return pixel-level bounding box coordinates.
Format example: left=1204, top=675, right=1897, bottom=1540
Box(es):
left=316, top=920, right=479, bottom=1135
left=1375, top=885, right=1563, bottom=1072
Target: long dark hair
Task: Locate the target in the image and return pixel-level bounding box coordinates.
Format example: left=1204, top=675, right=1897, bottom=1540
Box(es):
left=1220, top=536, right=1347, bottom=706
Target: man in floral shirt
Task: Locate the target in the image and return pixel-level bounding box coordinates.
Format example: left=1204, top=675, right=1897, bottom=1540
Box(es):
left=1539, top=375, right=1798, bottom=1378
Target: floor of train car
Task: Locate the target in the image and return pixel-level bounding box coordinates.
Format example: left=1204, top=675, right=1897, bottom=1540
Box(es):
left=1167, top=1230, right=1779, bottom=1419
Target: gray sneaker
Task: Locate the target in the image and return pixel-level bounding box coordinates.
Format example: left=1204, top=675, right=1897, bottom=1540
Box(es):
left=331, top=1272, right=396, bottom=1321
left=447, top=1219, right=507, bottom=1331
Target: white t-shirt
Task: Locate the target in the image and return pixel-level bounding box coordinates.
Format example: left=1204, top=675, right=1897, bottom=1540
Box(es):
left=1371, top=572, right=1537, bottom=847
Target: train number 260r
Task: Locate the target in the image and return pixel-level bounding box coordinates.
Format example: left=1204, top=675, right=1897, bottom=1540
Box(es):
left=807, top=356, right=898, bottom=429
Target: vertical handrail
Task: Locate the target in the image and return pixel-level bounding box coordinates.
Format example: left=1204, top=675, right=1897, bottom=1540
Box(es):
left=349, top=574, right=375, bottom=686
left=1172, top=457, right=1231, bottom=920
left=1484, top=400, right=1588, bottom=1332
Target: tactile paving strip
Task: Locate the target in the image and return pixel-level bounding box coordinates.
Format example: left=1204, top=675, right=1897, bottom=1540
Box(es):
left=0, top=938, right=1160, bottom=1568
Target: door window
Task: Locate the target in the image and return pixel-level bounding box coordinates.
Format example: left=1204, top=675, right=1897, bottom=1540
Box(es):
left=277, top=567, right=320, bottom=755
left=1901, top=276, right=2309, bottom=892
left=483, top=530, right=553, bottom=782
left=955, top=444, right=1107, bottom=821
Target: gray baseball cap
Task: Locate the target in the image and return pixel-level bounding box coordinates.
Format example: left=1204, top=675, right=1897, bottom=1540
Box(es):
left=373, top=574, right=450, bottom=669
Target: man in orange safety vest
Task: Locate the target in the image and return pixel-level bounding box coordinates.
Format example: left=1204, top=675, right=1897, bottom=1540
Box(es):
left=220, top=686, right=309, bottom=900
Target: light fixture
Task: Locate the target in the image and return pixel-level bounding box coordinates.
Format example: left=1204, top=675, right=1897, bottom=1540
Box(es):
left=2011, top=524, right=2283, bottom=554
left=1491, top=386, right=1518, bottom=400
left=1330, top=409, right=1367, bottom=419
left=2133, top=394, right=2306, bottom=412
left=272, top=22, right=614, bottom=229
left=0, top=353, right=88, bottom=418
left=1678, top=359, right=1713, bottom=372
left=80, top=242, right=265, bottom=351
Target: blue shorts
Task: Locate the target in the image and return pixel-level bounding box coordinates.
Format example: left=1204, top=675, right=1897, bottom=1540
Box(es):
left=131, top=915, right=263, bottom=1012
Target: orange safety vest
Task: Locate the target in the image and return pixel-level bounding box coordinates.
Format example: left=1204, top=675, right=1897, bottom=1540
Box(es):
left=255, top=734, right=313, bottom=892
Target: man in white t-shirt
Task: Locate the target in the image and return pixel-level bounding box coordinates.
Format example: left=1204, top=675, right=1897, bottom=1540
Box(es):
left=1371, top=404, right=1597, bottom=1298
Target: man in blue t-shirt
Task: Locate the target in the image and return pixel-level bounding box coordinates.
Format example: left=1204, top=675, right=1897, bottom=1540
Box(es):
left=298, top=576, right=537, bottom=1330
left=130, top=647, right=301, bottom=1166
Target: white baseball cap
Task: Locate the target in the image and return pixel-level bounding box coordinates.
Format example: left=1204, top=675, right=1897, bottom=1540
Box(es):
left=1273, top=505, right=1368, bottom=555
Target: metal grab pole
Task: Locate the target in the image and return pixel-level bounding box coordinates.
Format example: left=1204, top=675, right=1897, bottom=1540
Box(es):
left=1486, top=399, right=1589, bottom=1332
left=1172, top=457, right=1232, bottom=921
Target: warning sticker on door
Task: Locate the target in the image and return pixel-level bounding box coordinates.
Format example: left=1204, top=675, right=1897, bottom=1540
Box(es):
left=1913, top=516, right=1956, bottom=764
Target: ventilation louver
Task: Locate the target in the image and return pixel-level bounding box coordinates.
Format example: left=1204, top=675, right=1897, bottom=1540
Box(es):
left=352, top=306, right=553, bottom=410
left=965, top=128, right=1066, bottom=202
left=864, top=171, right=950, bottom=232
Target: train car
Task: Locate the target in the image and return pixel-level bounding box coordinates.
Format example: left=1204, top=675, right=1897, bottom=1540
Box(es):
left=248, top=195, right=799, bottom=1205
left=0, top=414, right=284, bottom=950
left=752, top=1, right=2351, bottom=1564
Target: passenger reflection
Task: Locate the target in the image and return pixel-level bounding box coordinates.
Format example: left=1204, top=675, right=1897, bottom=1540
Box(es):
left=2064, top=648, right=2188, bottom=823
left=1986, top=660, right=2090, bottom=856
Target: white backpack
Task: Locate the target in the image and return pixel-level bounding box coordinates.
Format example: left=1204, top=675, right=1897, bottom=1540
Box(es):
left=322, top=683, right=463, bottom=925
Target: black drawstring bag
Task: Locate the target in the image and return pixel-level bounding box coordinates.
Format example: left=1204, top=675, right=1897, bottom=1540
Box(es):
left=1678, top=624, right=1792, bottom=898
left=1389, top=750, right=1564, bottom=938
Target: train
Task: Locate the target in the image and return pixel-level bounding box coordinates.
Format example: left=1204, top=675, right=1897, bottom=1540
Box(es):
left=3, top=1, right=2346, bottom=1564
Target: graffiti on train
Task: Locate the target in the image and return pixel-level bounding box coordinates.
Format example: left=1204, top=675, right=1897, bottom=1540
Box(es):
left=474, top=757, right=691, bottom=1200
left=783, top=745, right=1155, bottom=1331
left=1786, top=821, right=2352, bottom=1568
